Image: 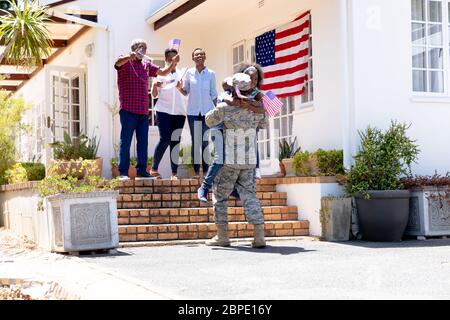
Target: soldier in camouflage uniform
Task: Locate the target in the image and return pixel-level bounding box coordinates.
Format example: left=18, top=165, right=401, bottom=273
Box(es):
left=205, top=73, right=268, bottom=248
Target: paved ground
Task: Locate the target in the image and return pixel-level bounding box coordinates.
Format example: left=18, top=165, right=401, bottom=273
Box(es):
left=80, top=238, right=450, bottom=300
left=0, top=229, right=169, bottom=300
left=3, top=227, right=450, bottom=300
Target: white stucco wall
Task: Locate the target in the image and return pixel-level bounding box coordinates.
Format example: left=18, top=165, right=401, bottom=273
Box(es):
left=349, top=0, right=450, bottom=175
left=155, top=0, right=346, bottom=175
left=18, top=0, right=178, bottom=177
left=277, top=182, right=346, bottom=237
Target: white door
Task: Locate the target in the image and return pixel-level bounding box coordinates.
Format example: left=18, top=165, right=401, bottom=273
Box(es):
left=44, top=66, right=86, bottom=165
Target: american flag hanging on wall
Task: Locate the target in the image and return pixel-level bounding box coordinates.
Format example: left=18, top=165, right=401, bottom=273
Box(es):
left=256, top=11, right=310, bottom=98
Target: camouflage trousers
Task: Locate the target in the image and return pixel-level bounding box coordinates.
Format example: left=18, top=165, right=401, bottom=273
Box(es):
left=212, top=166, right=264, bottom=225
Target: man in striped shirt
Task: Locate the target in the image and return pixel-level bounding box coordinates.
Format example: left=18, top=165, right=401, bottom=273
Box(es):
left=114, top=39, right=179, bottom=180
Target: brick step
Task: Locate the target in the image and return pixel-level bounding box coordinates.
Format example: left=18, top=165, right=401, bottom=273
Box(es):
left=117, top=179, right=277, bottom=194
left=117, top=206, right=299, bottom=225
left=117, top=192, right=287, bottom=209
left=119, top=220, right=309, bottom=242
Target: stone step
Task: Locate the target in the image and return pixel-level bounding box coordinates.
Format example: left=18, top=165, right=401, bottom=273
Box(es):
left=116, top=192, right=287, bottom=209
left=117, top=179, right=277, bottom=194
left=117, top=206, right=299, bottom=225
left=118, top=220, right=309, bottom=242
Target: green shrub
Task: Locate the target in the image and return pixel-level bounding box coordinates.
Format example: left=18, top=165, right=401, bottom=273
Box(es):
left=6, top=162, right=45, bottom=184
left=293, top=151, right=312, bottom=176
left=346, top=121, right=420, bottom=198
left=0, top=91, right=29, bottom=184
left=50, top=131, right=100, bottom=160
left=315, top=149, right=345, bottom=176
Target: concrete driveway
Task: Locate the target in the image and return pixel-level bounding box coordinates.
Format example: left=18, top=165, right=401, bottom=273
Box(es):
left=79, top=238, right=450, bottom=300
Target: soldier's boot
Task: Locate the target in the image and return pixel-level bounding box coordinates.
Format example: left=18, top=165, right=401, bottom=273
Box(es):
left=205, top=224, right=231, bottom=247
left=252, top=224, right=266, bottom=248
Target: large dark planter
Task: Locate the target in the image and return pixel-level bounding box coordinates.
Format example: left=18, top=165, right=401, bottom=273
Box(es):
left=355, top=190, right=411, bottom=242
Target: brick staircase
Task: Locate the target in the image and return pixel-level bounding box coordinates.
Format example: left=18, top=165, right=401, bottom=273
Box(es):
left=116, top=179, right=309, bottom=244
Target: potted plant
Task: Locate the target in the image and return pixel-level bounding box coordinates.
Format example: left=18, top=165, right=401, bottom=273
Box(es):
left=178, top=145, right=194, bottom=179
left=402, top=173, right=450, bottom=239
left=315, top=149, right=345, bottom=176
left=278, top=138, right=301, bottom=177
left=37, top=160, right=120, bottom=253
left=49, top=131, right=102, bottom=178
left=346, top=121, right=420, bottom=242
left=110, top=156, right=140, bottom=179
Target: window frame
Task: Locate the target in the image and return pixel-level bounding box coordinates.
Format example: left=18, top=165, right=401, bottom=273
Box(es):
left=148, top=55, right=165, bottom=127
left=411, top=0, right=450, bottom=96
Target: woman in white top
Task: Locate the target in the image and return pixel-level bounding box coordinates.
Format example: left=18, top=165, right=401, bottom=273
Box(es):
left=150, top=48, right=186, bottom=179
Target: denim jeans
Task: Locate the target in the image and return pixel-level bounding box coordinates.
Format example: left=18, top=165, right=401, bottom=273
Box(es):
left=152, top=111, right=186, bottom=174
left=202, top=127, right=224, bottom=190
left=118, top=109, right=149, bottom=176
left=187, top=115, right=210, bottom=174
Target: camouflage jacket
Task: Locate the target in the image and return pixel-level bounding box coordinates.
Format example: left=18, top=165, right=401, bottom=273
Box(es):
left=205, top=102, right=268, bottom=169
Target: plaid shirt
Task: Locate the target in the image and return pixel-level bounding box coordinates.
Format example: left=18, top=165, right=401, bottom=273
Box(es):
left=116, top=59, right=159, bottom=115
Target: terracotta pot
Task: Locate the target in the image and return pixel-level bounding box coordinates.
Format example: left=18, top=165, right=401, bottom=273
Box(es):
left=111, top=165, right=137, bottom=179
left=282, top=158, right=295, bottom=177
left=128, top=167, right=137, bottom=179
left=295, top=154, right=320, bottom=177
left=279, top=161, right=286, bottom=177
left=177, top=164, right=194, bottom=179
left=111, top=166, right=119, bottom=178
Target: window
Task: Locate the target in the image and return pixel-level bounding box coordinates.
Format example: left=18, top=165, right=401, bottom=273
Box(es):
left=273, top=96, right=296, bottom=154
left=232, top=41, right=246, bottom=73
left=411, top=0, right=448, bottom=93
left=301, top=14, right=314, bottom=104
left=50, top=73, right=84, bottom=142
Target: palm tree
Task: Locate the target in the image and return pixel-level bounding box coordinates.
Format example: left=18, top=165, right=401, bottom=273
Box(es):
left=0, top=0, right=53, bottom=67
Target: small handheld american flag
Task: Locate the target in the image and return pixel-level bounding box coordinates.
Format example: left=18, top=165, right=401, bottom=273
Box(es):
left=262, top=91, right=283, bottom=117
left=169, top=38, right=181, bottom=51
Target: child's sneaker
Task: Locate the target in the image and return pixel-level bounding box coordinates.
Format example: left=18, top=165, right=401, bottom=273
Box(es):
left=255, top=168, right=262, bottom=179
left=197, top=187, right=208, bottom=202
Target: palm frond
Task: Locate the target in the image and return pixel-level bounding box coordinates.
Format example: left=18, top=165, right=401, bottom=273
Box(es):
left=0, top=0, right=53, bottom=67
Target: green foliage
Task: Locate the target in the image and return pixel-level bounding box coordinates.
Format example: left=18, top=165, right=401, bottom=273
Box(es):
left=346, top=121, right=420, bottom=198
left=38, top=159, right=119, bottom=199
left=5, top=162, right=45, bottom=184
left=293, top=149, right=345, bottom=177
left=315, top=149, right=345, bottom=176
left=293, top=151, right=311, bottom=176
left=0, top=0, right=53, bottom=67
left=0, top=90, right=29, bottom=184
left=278, top=137, right=301, bottom=161
left=110, top=156, right=151, bottom=167
left=49, top=131, right=100, bottom=160
left=179, top=145, right=194, bottom=170
left=110, top=157, right=118, bottom=167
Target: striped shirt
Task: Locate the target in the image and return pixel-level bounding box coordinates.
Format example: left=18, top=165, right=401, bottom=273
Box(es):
left=116, top=59, right=159, bottom=115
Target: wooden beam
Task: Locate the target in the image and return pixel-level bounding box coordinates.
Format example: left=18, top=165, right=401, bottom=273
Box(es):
left=0, top=74, right=30, bottom=81
left=154, top=0, right=207, bottom=31
left=0, top=85, right=18, bottom=91
left=0, top=8, right=97, bottom=24
left=1, top=59, right=47, bottom=65
left=13, top=26, right=91, bottom=93
left=48, top=0, right=78, bottom=8
left=0, top=38, right=67, bottom=48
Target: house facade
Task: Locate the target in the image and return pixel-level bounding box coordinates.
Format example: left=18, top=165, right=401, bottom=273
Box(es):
left=4, top=0, right=450, bottom=178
